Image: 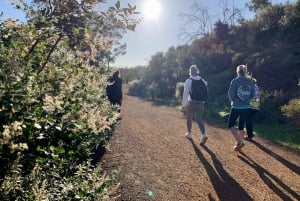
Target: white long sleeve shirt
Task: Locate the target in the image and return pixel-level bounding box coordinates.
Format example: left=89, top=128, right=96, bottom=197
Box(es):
left=182, top=75, right=207, bottom=107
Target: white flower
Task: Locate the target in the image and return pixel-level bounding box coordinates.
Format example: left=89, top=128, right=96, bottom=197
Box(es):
left=34, top=123, right=42, bottom=129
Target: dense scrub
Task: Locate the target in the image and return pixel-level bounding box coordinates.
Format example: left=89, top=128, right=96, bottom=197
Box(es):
left=0, top=0, right=139, bottom=200
left=123, top=0, right=300, bottom=128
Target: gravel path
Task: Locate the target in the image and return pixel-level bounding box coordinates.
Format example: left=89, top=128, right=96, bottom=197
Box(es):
left=102, top=87, right=300, bottom=201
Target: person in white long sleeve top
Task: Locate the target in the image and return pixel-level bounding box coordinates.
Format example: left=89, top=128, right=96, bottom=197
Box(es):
left=182, top=64, right=208, bottom=145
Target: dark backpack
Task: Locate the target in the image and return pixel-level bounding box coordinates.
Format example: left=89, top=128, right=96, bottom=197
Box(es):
left=190, top=78, right=208, bottom=101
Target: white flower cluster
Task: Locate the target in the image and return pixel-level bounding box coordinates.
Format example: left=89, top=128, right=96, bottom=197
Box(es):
left=1, top=121, right=28, bottom=152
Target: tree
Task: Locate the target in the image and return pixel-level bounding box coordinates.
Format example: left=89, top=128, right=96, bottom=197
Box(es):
left=179, top=0, right=212, bottom=42
left=219, top=0, right=245, bottom=26
left=214, top=20, right=230, bottom=42
left=246, top=0, right=272, bottom=12
left=14, top=0, right=140, bottom=73
left=107, top=43, right=127, bottom=71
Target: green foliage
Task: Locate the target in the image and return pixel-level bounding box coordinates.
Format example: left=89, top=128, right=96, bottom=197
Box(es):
left=0, top=0, right=140, bottom=200
left=246, top=0, right=272, bottom=12
left=147, top=82, right=161, bottom=99
left=0, top=156, right=119, bottom=200
left=253, top=90, right=285, bottom=123
left=175, top=82, right=184, bottom=103
left=125, top=0, right=300, bottom=150
left=128, top=79, right=148, bottom=98
left=255, top=123, right=300, bottom=150
left=281, top=98, right=300, bottom=126
left=120, top=66, right=146, bottom=84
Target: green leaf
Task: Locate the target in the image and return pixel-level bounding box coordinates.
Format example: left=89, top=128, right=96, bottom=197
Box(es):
left=73, top=68, right=78, bottom=76
left=116, top=1, right=120, bottom=9
left=68, top=150, right=74, bottom=156
left=55, top=147, right=65, bottom=154
left=36, top=146, right=45, bottom=152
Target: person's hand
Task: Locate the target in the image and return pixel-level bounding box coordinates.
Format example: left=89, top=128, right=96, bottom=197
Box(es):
left=181, top=106, right=186, bottom=113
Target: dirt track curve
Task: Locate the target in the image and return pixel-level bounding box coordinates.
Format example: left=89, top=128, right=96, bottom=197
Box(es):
left=102, top=86, right=300, bottom=201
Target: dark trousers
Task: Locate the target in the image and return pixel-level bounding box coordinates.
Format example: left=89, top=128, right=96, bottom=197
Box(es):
left=238, top=109, right=259, bottom=138
left=227, top=108, right=252, bottom=132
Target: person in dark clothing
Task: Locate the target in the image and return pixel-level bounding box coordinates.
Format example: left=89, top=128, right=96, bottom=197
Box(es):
left=227, top=65, right=255, bottom=152
left=238, top=78, right=260, bottom=141
left=106, top=70, right=122, bottom=106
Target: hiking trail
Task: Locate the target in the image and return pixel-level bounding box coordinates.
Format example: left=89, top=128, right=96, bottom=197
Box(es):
left=102, top=86, right=300, bottom=201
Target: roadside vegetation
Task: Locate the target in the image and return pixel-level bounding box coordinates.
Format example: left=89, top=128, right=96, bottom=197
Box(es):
left=1, top=0, right=299, bottom=200
left=0, top=0, right=139, bottom=200
left=121, top=0, right=300, bottom=150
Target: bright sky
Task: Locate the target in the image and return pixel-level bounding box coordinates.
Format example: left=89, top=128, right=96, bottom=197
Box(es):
left=0, top=0, right=296, bottom=67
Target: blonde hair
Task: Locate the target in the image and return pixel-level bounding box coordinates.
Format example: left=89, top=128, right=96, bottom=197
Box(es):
left=189, top=64, right=199, bottom=76
left=236, top=65, right=247, bottom=76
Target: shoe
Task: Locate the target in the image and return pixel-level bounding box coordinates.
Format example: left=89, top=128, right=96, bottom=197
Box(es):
left=234, top=141, right=245, bottom=152
left=239, top=131, right=245, bottom=139
left=185, top=132, right=192, bottom=139
left=200, top=136, right=208, bottom=145
left=244, top=136, right=253, bottom=141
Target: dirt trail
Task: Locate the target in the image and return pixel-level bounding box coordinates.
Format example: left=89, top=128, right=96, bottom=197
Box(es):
left=102, top=87, right=300, bottom=201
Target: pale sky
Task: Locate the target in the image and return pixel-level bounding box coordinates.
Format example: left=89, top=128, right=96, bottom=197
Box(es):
left=0, top=0, right=296, bottom=67
left=113, top=0, right=296, bottom=67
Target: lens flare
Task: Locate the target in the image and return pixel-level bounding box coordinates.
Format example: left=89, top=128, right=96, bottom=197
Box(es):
left=142, top=0, right=161, bottom=21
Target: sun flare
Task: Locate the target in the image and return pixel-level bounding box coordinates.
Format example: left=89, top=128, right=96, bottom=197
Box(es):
left=142, top=0, right=161, bottom=21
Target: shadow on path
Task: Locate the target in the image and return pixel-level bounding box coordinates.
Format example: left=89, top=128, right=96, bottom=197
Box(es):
left=251, top=140, right=300, bottom=176
left=189, top=139, right=253, bottom=201
left=238, top=152, right=300, bottom=201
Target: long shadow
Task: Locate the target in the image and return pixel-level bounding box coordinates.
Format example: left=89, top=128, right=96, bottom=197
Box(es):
left=189, top=139, right=253, bottom=201
left=251, top=140, right=300, bottom=176
left=238, top=152, right=300, bottom=201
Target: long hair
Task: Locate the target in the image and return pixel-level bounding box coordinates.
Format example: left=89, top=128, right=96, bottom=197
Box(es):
left=189, top=64, right=199, bottom=76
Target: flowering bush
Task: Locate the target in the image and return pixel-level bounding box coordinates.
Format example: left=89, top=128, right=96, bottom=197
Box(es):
left=0, top=0, right=139, bottom=200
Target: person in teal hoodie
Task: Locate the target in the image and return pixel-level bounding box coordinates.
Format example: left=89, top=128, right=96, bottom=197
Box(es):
left=227, top=65, right=255, bottom=152
left=238, top=78, right=260, bottom=141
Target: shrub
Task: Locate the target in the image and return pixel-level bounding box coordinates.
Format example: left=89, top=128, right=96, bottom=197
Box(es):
left=0, top=0, right=140, bottom=197
left=281, top=98, right=300, bottom=127
left=0, top=155, right=118, bottom=200
left=175, top=82, right=184, bottom=102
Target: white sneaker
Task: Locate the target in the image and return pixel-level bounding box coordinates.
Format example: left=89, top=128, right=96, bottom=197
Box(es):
left=185, top=132, right=192, bottom=139
left=234, top=140, right=245, bottom=152
left=200, top=135, right=208, bottom=145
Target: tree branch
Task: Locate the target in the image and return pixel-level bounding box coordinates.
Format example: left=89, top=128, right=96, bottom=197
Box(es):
left=37, top=34, right=63, bottom=75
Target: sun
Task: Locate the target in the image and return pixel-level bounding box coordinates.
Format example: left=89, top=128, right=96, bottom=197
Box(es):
left=142, top=0, right=161, bottom=21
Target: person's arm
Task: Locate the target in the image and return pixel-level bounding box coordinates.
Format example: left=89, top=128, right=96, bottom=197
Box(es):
left=255, top=85, right=260, bottom=101
left=250, top=82, right=255, bottom=100
left=228, top=80, right=235, bottom=103
left=117, top=78, right=123, bottom=100
left=182, top=79, right=191, bottom=110
left=120, top=78, right=123, bottom=102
